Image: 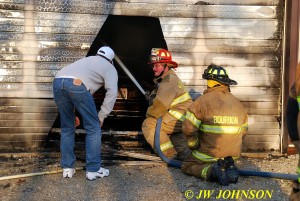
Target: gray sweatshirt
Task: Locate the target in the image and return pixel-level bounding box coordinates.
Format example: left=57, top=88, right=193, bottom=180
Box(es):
left=55, top=55, right=118, bottom=122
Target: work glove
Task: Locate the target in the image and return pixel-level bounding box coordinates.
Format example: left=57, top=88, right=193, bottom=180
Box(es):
left=145, top=90, right=156, bottom=105
left=187, top=136, right=199, bottom=150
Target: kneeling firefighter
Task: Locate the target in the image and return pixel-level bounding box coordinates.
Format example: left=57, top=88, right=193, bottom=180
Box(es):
left=181, top=64, right=248, bottom=186
left=142, top=48, right=192, bottom=160
left=288, top=60, right=300, bottom=201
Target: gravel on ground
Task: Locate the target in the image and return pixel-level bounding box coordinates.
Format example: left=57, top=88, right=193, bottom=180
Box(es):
left=0, top=153, right=298, bottom=201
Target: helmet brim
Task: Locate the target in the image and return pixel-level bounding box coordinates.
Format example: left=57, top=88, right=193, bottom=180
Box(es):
left=147, top=60, right=178, bottom=68
left=207, top=78, right=237, bottom=85
left=228, top=79, right=237, bottom=85
left=203, top=74, right=237, bottom=85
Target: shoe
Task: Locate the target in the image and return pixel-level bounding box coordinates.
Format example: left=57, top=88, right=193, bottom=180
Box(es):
left=63, top=168, right=75, bottom=178
left=86, top=167, right=109, bottom=181
left=210, top=159, right=229, bottom=186
left=224, top=156, right=239, bottom=183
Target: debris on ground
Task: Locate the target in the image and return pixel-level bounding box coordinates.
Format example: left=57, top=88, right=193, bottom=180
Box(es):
left=0, top=152, right=298, bottom=201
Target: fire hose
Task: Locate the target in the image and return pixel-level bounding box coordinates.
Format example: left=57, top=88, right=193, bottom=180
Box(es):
left=154, top=117, right=298, bottom=181
left=154, top=117, right=182, bottom=168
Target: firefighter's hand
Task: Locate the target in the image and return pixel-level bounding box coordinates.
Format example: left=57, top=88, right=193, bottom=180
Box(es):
left=187, top=136, right=199, bottom=150
left=145, top=90, right=156, bottom=105
left=75, top=116, right=80, bottom=127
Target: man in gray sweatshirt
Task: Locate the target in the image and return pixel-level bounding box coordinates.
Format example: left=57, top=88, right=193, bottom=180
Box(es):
left=53, top=46, right=118, bottom=180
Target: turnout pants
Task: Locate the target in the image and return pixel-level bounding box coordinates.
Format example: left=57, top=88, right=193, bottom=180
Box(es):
left=142, top=113, right=189, bottom=158
left=181, top=155, right=214, bottom=181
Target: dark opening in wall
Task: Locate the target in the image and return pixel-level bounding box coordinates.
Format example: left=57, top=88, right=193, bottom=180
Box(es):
left=88, top=15, right=168, bottom=131
left=49, top=15, right=167, bottom=147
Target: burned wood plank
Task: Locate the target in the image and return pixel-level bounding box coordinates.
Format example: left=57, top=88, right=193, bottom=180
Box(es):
left=105, top=148, right=161, bottom=161
left=50, top=128, right=143, bottom=136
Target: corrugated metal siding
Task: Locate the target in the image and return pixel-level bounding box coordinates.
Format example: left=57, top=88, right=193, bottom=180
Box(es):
left=0, top=0, right=284, bottom=150
left=0, top=0, right=114, bottom=149
left=111, top=0, right=283, bottom=150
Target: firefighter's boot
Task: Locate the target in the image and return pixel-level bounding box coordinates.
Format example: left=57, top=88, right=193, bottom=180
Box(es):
left=210, top=159, right=230, bottom=186
left=224, top=156, right=239, bottom=183
left=170, top=133, right=192, bottom=161
left=289, top=180, right=300, bottom=201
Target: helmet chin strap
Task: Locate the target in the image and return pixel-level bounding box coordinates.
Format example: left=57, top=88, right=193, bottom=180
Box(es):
left=155, top=64, right=168, bottom=78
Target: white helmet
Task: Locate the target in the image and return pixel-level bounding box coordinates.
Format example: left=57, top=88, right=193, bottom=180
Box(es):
left=97, top=46, right=115, bottom=61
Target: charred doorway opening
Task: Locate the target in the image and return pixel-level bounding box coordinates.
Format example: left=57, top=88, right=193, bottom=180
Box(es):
left=48, top=15, right=167, bottom=153
left=87, top=15, right=167, bottom=131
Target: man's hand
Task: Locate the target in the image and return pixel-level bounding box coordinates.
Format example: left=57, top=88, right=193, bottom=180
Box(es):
left=75, top=116, right=80, bottom=127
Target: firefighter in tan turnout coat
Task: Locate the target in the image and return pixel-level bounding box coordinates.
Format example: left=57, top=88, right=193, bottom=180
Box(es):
left=142, top=48, right=192, bottom=160
left=181, top=64, right=248, bottom=186
left=288, top=61, right=300, bottom=201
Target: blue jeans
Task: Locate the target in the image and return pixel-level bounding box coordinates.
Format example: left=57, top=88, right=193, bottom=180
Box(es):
left=53, top=78, right=101, bottom=172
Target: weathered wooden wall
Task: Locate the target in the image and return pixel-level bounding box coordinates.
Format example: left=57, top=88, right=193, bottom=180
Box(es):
left=0, top=0, right=284, bottom=151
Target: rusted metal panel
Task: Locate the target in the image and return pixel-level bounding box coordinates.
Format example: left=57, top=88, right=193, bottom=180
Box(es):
left=120, top=0, right=280, bottom=5
left=0, top=0, right=285, bottom=151
left=167, top=38, right=281, bottom=53
left=112, top=3, right=278, bottom=18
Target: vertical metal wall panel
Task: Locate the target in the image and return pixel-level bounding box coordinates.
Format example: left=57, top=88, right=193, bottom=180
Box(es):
left=0, top=0, right=284, bottom=151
